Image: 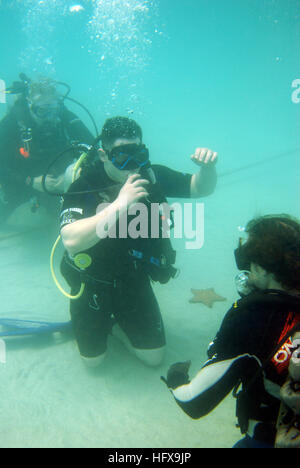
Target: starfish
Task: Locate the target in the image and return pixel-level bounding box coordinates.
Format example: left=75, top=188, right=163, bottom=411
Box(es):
left=189, top=288, right=227, bottom=308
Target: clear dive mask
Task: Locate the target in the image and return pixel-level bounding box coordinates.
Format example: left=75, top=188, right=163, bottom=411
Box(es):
left=31, top=102, right=60, bottom=120
left=28, top=95, right=61, bottom=124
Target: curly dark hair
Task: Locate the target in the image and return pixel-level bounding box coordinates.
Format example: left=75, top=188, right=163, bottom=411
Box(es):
left=243, top=214, right=300, bottom=290
left=100, top=116, right=142, bottom=150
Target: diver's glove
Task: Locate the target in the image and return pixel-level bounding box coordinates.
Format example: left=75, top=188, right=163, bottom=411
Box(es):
left=161, top=360, right=191, bottom=390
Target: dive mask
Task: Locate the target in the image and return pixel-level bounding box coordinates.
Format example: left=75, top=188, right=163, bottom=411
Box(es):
left=30, top=100, right=61, bottom=121
left=234, top=237, right=251, bottom=271
left=108, top=143, right=150, bottom=170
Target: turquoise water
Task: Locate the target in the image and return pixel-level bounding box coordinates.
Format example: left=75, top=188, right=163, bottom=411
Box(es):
left=0, top=0, right=299, bottom=448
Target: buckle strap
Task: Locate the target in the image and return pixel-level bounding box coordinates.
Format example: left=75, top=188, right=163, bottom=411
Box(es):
left=128, top=248, right=172, bottom=268
left=64, top=253, right=119, bottom=288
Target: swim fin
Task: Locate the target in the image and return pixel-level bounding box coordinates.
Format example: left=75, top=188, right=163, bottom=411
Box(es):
left=0, top=318, right=72, bottom=337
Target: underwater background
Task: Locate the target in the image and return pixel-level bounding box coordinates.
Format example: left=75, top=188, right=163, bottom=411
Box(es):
left=0, top=0, right=299, bottom=448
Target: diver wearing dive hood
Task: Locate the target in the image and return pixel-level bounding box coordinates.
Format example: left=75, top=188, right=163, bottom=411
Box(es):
left=0, top=76, right=94, bottom=223
left=162, top=214, right=300, bottom=448
left=59, top=116, right=218, bottom=368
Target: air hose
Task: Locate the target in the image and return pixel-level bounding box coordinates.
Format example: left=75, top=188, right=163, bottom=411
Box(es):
left=49, top=150, right=91, bottom=300
left=50, top=234, right=86, bottom=300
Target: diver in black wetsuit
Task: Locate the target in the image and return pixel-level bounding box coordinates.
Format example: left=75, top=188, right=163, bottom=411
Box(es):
left=162, top=214, right=300, bottom=448
left=59, top=116, right=219, bottom=368
left=0, top=77, right=94, bottom=223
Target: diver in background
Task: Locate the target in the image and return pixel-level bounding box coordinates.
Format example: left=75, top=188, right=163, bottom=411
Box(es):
left=0, top=76, right=94, bottom=223
left=59, top=116, right=218, bottom=369
left=162, top=214, right=300, bottom=448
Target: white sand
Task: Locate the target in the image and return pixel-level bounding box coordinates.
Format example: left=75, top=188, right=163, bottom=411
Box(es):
left=0, top=157, right=298, bottom=448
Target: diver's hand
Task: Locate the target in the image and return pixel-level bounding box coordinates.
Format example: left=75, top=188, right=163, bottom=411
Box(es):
left=191, top=148, right=218, bottom=167
left=117, top=174, right=150, bottom=210
left=161, top=360, right=191, bottom=390
left=33, top=174, right=65, bottom=193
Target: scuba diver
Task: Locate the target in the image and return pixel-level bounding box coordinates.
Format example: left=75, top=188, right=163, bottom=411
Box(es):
left=0, top=75, right=95, bottom=224
left=161, top=214, right=300, bottom=448
left=59, top=116, right=218, bottom=368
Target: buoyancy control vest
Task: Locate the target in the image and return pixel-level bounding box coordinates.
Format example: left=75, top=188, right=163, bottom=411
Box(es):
left=11, top=98, right=79, bottom=176
left=226, top=290, right=300, bottom=436
left=61, top=179, right=178, bottom=288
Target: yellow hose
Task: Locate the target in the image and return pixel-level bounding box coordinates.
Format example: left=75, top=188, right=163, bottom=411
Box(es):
left=72, top=151, right=88, bottom=181
left=49, top=151, right=91, bottom=299
left=50, top=234, right=85, bottom=300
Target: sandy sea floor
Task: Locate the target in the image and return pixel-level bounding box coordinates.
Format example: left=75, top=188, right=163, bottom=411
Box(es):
left=0, top=157, right=298, bottom=448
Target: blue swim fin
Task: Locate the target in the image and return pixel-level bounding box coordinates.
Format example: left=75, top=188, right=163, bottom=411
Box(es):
left=0, top=318, right=72, bottom=337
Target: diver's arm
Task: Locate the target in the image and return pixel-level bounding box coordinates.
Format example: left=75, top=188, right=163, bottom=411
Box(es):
left=32, top=174, right=65, bottom=193
left=168, top=354, right=261, bottom=419
left=61, top=199, right=126, bottom=256
left=190, top=165, right=217, bottom=198
left=61, top=174, right=149, bottom=256
left=190, top=148, right=218, bottom=198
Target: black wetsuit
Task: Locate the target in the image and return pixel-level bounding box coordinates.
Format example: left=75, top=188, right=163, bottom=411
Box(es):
left=59, top=160, right=192, bottom=358
left=0, top=97, right=94, bottom=222
left=168, top=290, right=300, bottom=447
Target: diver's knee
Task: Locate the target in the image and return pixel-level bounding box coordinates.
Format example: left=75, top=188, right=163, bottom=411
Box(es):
left=81, top=353, right=106, bottom=368
left=134, top=346, right=165, bottom=367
